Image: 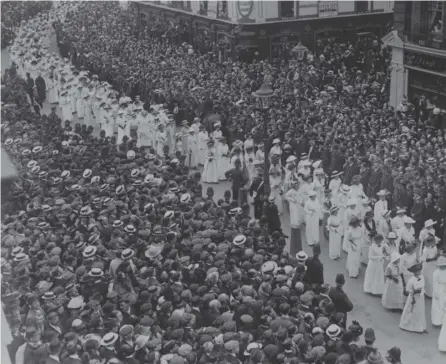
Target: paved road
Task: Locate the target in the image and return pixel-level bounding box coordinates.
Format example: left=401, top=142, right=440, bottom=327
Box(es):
left=2, top=32, right=444, bottom=364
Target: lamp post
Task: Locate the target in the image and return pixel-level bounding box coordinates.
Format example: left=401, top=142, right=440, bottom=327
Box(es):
left=291, top=42, right=308, bottom=115
left=252, top=83, right=274, bottom=215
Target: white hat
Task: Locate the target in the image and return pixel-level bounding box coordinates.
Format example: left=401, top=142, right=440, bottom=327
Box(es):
left=180, top=193, right=191, bottom=203
left=101, top=332, right=119, bottom=347
left=390, top=252, right=401, bottom=264
left=396, top=208, right=406, bottom=214
left=424, top=219, right=436, bottom=228
left=340, top=184, right=350, bottom=193
left=387, top=232, right=397, bottom=239
left=127, top=150, right=135, bottom=160
left=403, top=216, right=415, bottom=224
left=331, top=170, right=342, bottom=177
left=376, top=190, right=388, bottom=196
left=83, top=246, right=97, bottom=258
left=296, top=251, right=308, bottom=261
left=164, top=210, right=174, bottom=219
left=286, top=155, right=297, bottom=163
left=272, top=138, right=280, bottom=144
left=326, top=324, right=341, bottom=338
left=83, top=169, right=92, bottom=178
left=308, top=190, right=317, bottom=197
left=312, top=160, right=322, bottom=169
left=232, top=235, right=247, bottom=246
left=302, top=160, right=312, bottom=167
left=314, top=168, right=324, bottom=175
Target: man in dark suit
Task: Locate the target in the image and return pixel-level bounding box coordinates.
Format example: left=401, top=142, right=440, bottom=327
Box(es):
left=343, top=155, right=359, bottom=185
left=45, top=339, right=62, bottom=364
left=249, top=168, right=265, bottom=219
left=304, top=244, right=324, bottom=286
left=328, top=273, right=353, bottom=329
left=225, top=158, right=248, bottom=204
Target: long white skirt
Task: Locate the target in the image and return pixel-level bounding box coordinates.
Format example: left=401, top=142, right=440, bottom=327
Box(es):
left=346, top=244, right=361, bottom=278
left=423, top=260, right=436, bottom=298
left=439, top=311, right=446, bottom=352
left=329, top=230, right=342, bottom=260
left=217, top=156, right=231, bottom=181
left=400, top=293, right=426, bottom=332
left=305, top=215, right=320, bottom=247
left=382, top=278, right=405, bottom=310
left=364, top=258, right=385, bottom=295
left=202, top=158, right=218, bottom=183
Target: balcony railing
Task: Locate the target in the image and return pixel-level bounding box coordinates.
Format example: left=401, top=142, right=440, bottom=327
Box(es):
left=403, top=31, right=446, bottom=51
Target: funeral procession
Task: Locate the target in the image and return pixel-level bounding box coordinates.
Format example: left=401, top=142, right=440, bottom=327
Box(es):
left=1, top=1, right=446, bottom=364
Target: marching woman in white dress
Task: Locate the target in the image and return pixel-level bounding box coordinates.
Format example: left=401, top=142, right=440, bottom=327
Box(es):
left=399, top=263, right=427, bottom=333
left=304, top=190, right=322, bottom=247
left=342, top=198, right=357, bottom=253
left=400, top=242, right=418, bottom=292
left=230, top=145, right=244, bottom=169
left=327, top=206, right=343, bottom=260
left=198, top=125, right=208, bottom=166
left=217, top=139, right=231, bottom=181
left=202, top=139, right=218, bottom=184
left=361, top=210, right=376, bottom=265
left=382, top=252, right=405, bottom=310
left=329, top=171, right=342, bottom=202
left=374, top=190, right=389, bottom=223
left=188, top=127, right=199, bottom=168
left=432, top=256, right=446, bottom=327
left=346, top=216, right=363, bottom=278
left=363, top=234, right=386, bottom=295
left=60, top=90, right=72, bottom=122
left=47, top=75, right=58, bottom=104
left=174, top=133, right=183, bottom=156
left=155, top=124, right=167, bottom=158
left=269, top=166, right=283, bottom=215
left=420, top=235, right=439, bottom=298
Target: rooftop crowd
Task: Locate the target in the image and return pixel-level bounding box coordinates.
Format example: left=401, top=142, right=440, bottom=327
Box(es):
left=2, top=2, right=446, bottom=364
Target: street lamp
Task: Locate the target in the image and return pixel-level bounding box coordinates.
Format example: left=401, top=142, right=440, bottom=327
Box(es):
left=291, top=42, right=308, bottom=114
left=252, top=83, right=274, bottom=214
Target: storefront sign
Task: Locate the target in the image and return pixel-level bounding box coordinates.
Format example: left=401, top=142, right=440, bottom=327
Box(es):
left=404, top=51, right=446, bottom=74
left=237, top=0, right=253, bottom=18
left=318, top=1, right=338, bottom=18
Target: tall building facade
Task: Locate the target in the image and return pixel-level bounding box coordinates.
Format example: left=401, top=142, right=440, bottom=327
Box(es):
left=133, top=1, right=393, bottom=60
left=382, top=1, right=446, bottom=109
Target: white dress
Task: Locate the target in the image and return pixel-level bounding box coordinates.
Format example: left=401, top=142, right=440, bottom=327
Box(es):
left=217, top=143, right=231, bottom=181
left=285, top=189, right=301, bottom=228
left=346, top=226, right=363, bottom=278
left=439, top=307, right=446, bottom=352
left=202, top=146, right=218, bottom=183
left=304, top=198, right=321, bottom=246
left=382, top=263, right=405, bottom=310
left=363, top=243, right=385, bottom=295
left=399, top=276, right=426, bottom=333
left=400, top=252, right=417, bottom=290
left=329, top=177, right=341, bottom=201
left=60, top=94, right=72, bottom=122
left=432, top=269, right=446, bottom=326
left=198, top=131, right=208, bottom=165
left=327, top=215, right=343, bottom=260
left=342, top=208, right=356, bottom=253
left=270, top=175, right=283, bottom=215
left=421, top=245, right=437, bottom=298
left=47, top=78, right=58, bottom=104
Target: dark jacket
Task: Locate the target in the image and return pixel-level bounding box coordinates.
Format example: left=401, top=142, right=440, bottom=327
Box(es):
left=328, top=286, right=353, bottom=314
left=225, top=167, right=247, bottom=190
left=304, top=257, right=324, bottom=286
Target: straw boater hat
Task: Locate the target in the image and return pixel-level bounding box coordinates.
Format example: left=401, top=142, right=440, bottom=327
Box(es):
left=387, top=232, right=397, bottom=240
left=424, top=219, right=436, bottom=228
left=331, top=170, right=342, bottom=178
left=376, top=190, right=388, bottom=197
left=232, top=235, right=247, bottom=246
left=296, top=251, right=308, bottom=262
left=326, top=324, right=341, bottom=338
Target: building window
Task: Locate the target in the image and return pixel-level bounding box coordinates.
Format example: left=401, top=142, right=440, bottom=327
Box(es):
left=217, top=1, right=228, bottom=19
left=428, top=1, right=443, bottom=34
left=199, top=0, right=208, bottom=15
left=279, top=1, right=295, bottom=18
left=355, top=0, right=368, bottom=13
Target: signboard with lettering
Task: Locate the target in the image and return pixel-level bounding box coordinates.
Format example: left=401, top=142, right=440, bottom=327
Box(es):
left=237, top=0, right=254, bottom=18
left=318, top=1, right=338, bottom=18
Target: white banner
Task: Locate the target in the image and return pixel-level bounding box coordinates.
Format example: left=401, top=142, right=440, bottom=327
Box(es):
left=319, top=1, right=338, bottom=17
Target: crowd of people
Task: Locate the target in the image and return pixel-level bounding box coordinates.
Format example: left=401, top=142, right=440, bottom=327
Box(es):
left=2, top=2, right=446, bottom=364
left=1, top=1, right=53, bottom=49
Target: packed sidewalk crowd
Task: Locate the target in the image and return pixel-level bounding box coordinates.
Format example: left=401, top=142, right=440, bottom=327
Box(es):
left=1, top=1, right=52, bottom=49
left=2, top=2, right=446, bottom=364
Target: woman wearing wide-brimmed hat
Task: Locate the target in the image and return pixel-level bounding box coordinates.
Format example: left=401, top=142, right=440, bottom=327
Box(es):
left=382, top=252, right=405, bottom=310
left=345, top=215, right=363, bottom=278
left=399, top=262, right=427, bottom=333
